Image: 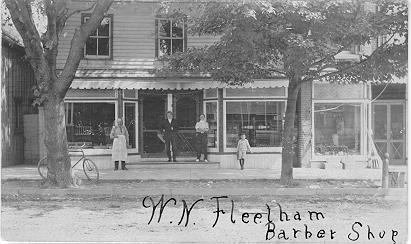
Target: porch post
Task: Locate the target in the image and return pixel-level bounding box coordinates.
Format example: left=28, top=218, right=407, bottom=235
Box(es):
left=218, top=88, right=224, bottom=153
left=138, top=91, right=144, bottom=155
left=118, top=89, right=123, bottom=119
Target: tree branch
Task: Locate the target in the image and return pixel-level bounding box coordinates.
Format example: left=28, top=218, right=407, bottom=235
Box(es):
left=305, top=1, right=363, bottom=77
left=5, top=0, right=51, bottom=87
left=265, top=68, right=287, bottom=76
left=44, top=0, right=59, bottom=79
left=301, top=34, right=396, bottom=83
left=56, top=4, right=69, bottom=36
left=5, top=0, right=43, bottom=56
left=55, top=1, right=97, bottom=36
left=251, top=62, right=287, bottom=76
left=308, top=41, right=353, bottom=69
left=66, top=2, right=97, bottom=21
left=57, top=0, right=113, bottom=98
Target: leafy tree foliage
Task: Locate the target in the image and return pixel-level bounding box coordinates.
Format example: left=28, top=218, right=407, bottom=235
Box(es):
left=161, top=0, right=407, bottom=184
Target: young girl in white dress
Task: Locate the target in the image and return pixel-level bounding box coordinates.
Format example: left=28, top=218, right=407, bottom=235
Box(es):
left=237, top=133, right=252, bottom=170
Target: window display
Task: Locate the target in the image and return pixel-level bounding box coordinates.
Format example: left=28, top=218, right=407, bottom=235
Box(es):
left=314, top=103, right=361, bottom=155
left=226, top=101, right=285, bottom=148
left=65, top=102, right=115, bottom=149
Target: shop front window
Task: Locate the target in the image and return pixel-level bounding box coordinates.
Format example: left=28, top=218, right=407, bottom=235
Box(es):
left=65, top=102, right=115, bottom=149
left=314, top=103, right=361, bottom=155
left=226, top=101, right=285, bottom=148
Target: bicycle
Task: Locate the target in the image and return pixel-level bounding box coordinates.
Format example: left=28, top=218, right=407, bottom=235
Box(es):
left=37, top=144, right=100, bottom=183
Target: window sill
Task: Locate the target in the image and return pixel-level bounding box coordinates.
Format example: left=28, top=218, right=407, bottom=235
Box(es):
left=83, top=56, right=111, bottom=60
left=207, top=148, right=219, bottom=153
left=72, top=148, right=139, bottom=156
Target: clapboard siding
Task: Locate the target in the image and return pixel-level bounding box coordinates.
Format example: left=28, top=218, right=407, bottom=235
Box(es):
left=56, top=2, right=219, bottom=71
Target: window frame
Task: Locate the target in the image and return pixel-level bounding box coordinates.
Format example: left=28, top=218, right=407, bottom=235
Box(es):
left=223, top=99, right=286, bottom=152
left=122, top=101, right=139, bottom=151
left=81, top=13, right=113, bottom=60
left=312, top=100, right=366, bottom=158
left=203, top=100, right=219, bottom=152
left=203, top=88, right=218, bottom=99
left=64, top=100, right=118, bottom=150
left=65, top=100, right=118, bottom=123
left=155, top=17, right=187, bottom=58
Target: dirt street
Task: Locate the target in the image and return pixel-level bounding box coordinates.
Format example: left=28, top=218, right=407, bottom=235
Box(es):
left=1, top=191, right=407, bottom=243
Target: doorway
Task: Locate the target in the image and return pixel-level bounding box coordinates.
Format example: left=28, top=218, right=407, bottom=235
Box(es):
left=174, top=95, right=200, bottom=156
left=140, top=91, right=202, bottom=158
left=141, top=95, right=166, bottom=157
left=372, top=102, right=406, bottom=165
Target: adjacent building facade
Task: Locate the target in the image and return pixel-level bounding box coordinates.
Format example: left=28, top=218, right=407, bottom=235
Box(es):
left=1, top=29, right=38, bottom=166
left=32, top=1, right=407, bottom=169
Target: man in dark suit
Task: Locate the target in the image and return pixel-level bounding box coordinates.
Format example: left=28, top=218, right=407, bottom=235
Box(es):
left=160, top=111, right=178, bottom=162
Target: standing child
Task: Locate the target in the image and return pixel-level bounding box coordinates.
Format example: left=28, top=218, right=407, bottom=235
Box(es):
left=237, top=133, right=252, bottom=170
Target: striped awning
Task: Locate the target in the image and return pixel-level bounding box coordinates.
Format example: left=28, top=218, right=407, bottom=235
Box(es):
left=69, top=78, right=289, bottom=90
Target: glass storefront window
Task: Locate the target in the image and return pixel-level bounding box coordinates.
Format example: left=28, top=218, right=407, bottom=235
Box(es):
left=205, top=102, right=218, bottom=148
left=226, top=101, right=285, bottom=148
left=176, top=96, right=197, bottom=130
left=314, top=103, right=361, bottom=155
left=65, top=102, right=115, bottom=149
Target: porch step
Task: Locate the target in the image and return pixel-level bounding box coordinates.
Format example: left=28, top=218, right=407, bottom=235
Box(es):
left=127, top=159, right=220, bottom=169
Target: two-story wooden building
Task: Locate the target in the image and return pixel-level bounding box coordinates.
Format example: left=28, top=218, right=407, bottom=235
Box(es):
left=51, top=1, right=406, bottom=170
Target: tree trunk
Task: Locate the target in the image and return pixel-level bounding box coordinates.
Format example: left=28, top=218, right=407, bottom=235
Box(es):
left=280, top=78, right=300, bottom=185
left=43, top=94, right=75, bottom=187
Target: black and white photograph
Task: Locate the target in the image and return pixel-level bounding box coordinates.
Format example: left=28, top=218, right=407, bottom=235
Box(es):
left=0, top=0, right=408, bottom=243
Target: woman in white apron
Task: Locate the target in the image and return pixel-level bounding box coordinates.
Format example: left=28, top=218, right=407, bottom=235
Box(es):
left=110, top=118, right=129, bottom=170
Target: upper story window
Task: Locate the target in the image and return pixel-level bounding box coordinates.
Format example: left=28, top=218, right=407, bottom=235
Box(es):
left=82, top=14, right=113, bottom=59
left=155, top=18, right=186, bottom=57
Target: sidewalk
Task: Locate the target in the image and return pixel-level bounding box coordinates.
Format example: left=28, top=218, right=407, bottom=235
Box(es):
left=1, top=165, right=407, bottom=201
left=1, top=164, right=383, bottom=181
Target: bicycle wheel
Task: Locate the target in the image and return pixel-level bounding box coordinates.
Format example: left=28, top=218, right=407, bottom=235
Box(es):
left=82, top=158, right=99, bottom=183
left=37, top=157, right=48, bottom=180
